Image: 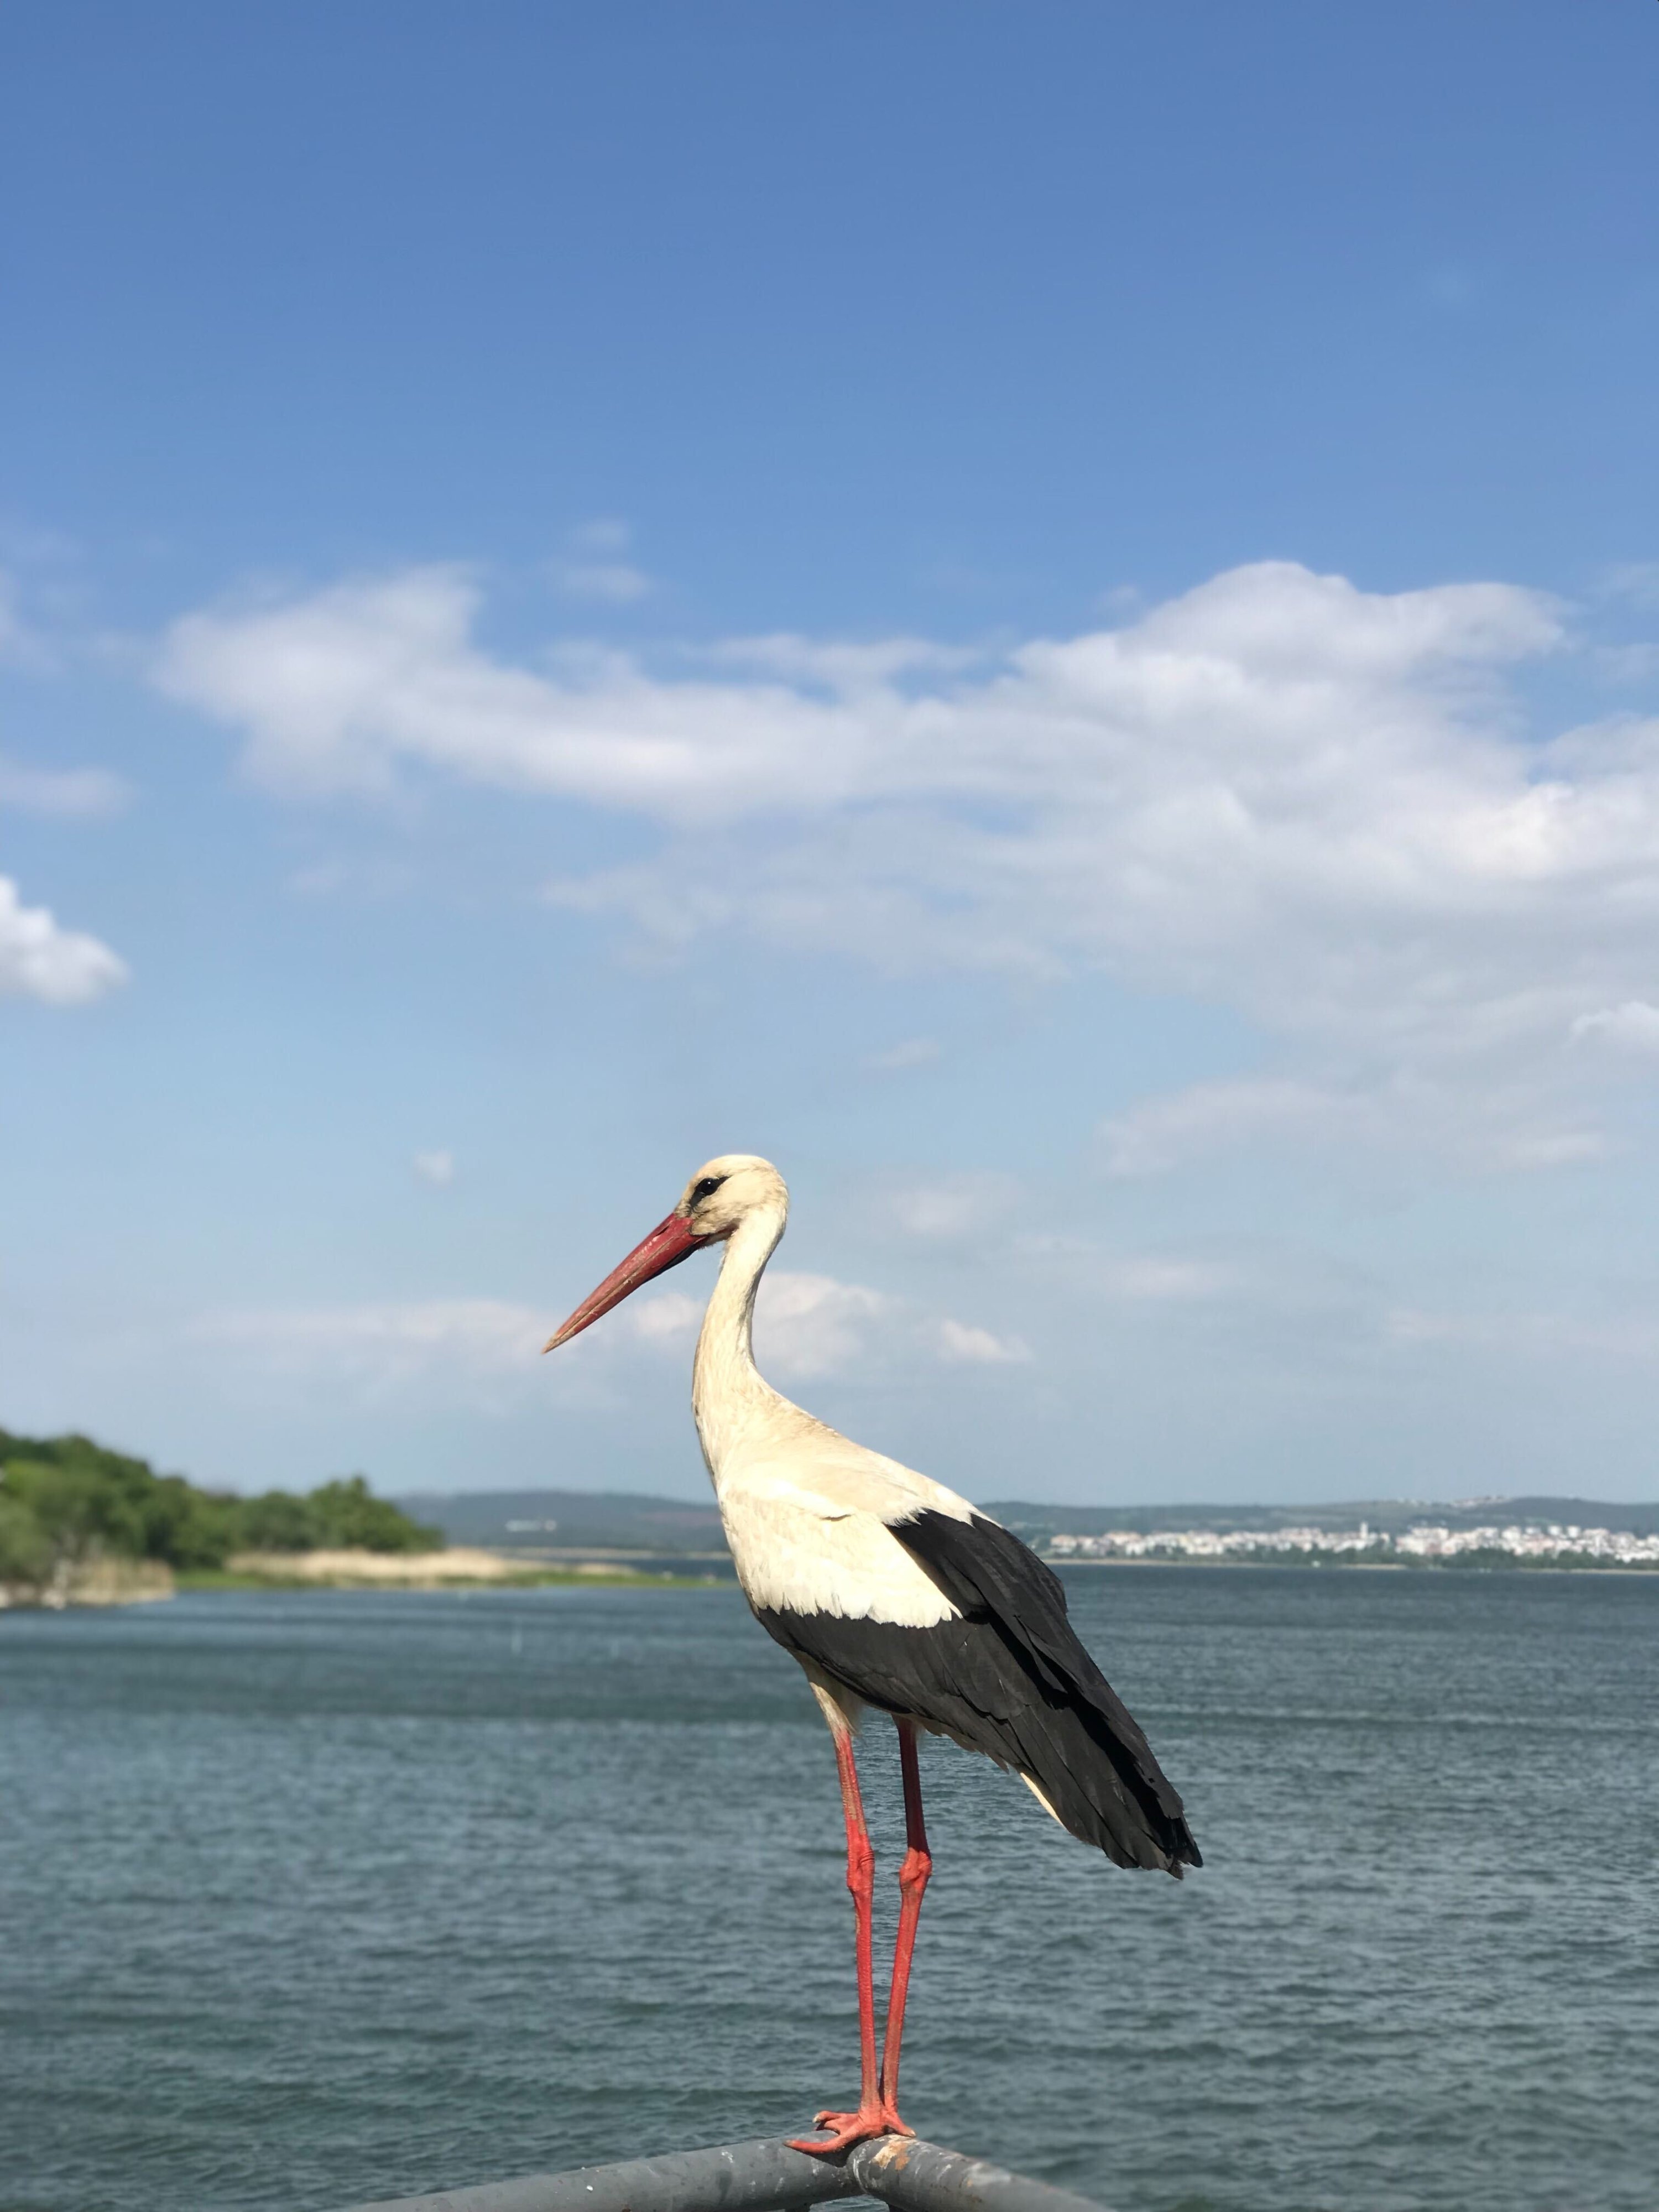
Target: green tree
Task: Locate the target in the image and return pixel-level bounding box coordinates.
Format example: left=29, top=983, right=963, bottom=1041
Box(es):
left=306, top=1475, right=441, bottom=1553
left=231, top=1489, right=320, bottom=1552
left=1, top=1428, right=441, bottom=1585
left=2, top=1455, right=145, bottom=1583
left=0, top=1491, right=52, bottom=1591
left=138, top=1473, right=238, bottom=1569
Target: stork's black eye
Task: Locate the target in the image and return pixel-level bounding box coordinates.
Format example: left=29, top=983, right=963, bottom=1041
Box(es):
left=691, top=1175, right=726, bottom=1203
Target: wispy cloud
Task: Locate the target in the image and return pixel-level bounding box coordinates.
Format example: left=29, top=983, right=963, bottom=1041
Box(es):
left=551, top=518, right=654, bottom=604
left=880, top=1172, right=1020, bottom=1241
left=0, top=570, right=41, bottom=667
left=153, top=555, right=1659, bottom=1168
left=412, top=1149, right=456, bottom=1186
left=192, top=1298, right=549, bottom=1406
left=1098, top=1073, right=1610, bottom=1178
left=1385, top=1303, right=1659, bottom=1361
left=0, top=875, right=128, bottom=1005
left=1099, top=1078, right=1353, bottom=1178
left=606, top=1269, right=1026, bottom=1381
left=0, top=753, right=129, bottom=817
left=1095, top=1256, right=1239, bottom=1302
left=932, top=1316, right=1029, bottom=1365
left=706, top=634, right=978, bottom=688
left=1012, top=1231, right=1244, bottom=1306
left=194, top=1267, right=1026, bottom=1405
left=864, top=1037, right=941, bottom=1073
left=1596, top=562, right=1659, bottom=611
left=555, top=561, right=654, bottom=605
left=1569, top=1001, right=1659, bottom=1053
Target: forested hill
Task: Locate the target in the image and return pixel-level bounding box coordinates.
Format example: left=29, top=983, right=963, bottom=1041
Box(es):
left=400, top=1487, right=728, bottom=1553
left=0, top=1428, right=440, bottom=1600
left=401, top=1485, right=1659, bottom=1556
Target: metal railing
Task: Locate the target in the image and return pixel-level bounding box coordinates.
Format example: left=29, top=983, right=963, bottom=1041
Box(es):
left=341, top=2132, right=1110, bottom=2212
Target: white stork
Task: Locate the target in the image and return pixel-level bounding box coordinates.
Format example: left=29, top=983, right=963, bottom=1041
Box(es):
left=545, top=1155, right=1199, bottom=2153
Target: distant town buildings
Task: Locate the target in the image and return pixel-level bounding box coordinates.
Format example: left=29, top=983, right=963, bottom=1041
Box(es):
left=1044, top=1520, right=1659, bottom=1568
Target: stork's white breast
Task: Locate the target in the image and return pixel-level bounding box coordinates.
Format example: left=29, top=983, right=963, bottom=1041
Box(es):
left=703, top=1397, right=983, bottom=1627
left=717, top=1481, right=956, bottom=1625
left=712, top=1439, right=973, bottom=1625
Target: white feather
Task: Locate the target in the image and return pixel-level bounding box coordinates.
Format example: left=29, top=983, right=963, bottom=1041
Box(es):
left=674, top=1155, right=987, bottom=1627
left=718, top=1473, right=959, bottom=1626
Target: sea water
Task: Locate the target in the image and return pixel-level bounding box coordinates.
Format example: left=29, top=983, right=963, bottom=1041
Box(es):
left=2, top=1567, right=1656, bottom=2212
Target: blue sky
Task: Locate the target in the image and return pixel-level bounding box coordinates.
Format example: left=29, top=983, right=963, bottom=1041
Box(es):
left=5, top=2, right=1659, bottom=1505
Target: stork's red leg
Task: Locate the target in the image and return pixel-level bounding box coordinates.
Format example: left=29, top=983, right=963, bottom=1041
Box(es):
left=878, top=1717, right=932, bottom=2115
left=789, top=1703, right=907, bottom=2153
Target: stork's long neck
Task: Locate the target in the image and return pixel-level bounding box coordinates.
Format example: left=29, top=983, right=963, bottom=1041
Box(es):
left=692, top=1202, right=786, bottom=1477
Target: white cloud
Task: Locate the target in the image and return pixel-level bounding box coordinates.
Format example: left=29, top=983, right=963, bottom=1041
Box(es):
left=556, top=562, right=654, bottom=604
left=196, top=1268, right=1023, bottom=1404
left=1569, top=1001, right=1659, bottom=1053
left=864, top=1037, right=941, bottom=1073
left=752, top=1271, right=896, bottom=1379
left=568, top=518, right=632, bottom=554
left=708, top=634, right=977, bottom=688
left=1594, top=643, right=1659, bottom=687
left=883, top=1172, right=1020, bottom=1240
left=0, top=876, right=128, bottom=1005
left=1491, top=1128, right=1606, bottom=1170
left=552, top=518, right=654, bottom=603
left=192, top=1298, right=550, bottom=1407
left=1099, top=1072, right=1610, bottom=1178
left=286, top=855, right=414, bottom=900
left=933, top=1317, right=1029, bottom=1364
left=155, top=566, right=875, bottom=815
left=203, top=1297, right=541, bottom=1366
left=1385, top=1304, right=1659, bottom=1361
left=617, top=1267, right=1021, bottom=1382
left=412, top=1149, right=457, bottom=1186
left=0, top=755, right=128, bottom=817
left=155, top=555, right=1659, bottom=1167
left=624, top=1288, right=704, bottom=1344
left=1096, top=1257, right=1238, bottom=1302
left=0, top=571, right=36, bottom=665
left=1013, top=1231, right=1245, bottom=1306
left=154, top=557, right=1564, bottom=836
left=1100, top=1078, right=1353, bottom=1177
left=1597, top=563, right=1659, bottom=611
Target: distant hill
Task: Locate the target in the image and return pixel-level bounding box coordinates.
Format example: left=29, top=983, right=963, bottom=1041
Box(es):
left=986, top=1496, right=1659, bottom=1541
left=400, top=1485, right=1659, bottom=1555
left=398, top=1487, right=727, bottom=1557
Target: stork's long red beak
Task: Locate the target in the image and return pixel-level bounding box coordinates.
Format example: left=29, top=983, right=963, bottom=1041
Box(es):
left=543, top=1212, right=712, bottom=1352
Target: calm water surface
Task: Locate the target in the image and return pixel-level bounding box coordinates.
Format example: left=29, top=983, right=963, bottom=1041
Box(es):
left=3, top=1568, right=1657, bottom=2212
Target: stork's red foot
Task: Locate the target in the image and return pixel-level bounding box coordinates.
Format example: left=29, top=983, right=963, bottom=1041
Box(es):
left=787, top=2102, right=912, bottom=2156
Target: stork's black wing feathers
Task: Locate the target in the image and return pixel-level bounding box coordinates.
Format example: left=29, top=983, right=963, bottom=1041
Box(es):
left=754, top=1509, right=1201, bottom=1877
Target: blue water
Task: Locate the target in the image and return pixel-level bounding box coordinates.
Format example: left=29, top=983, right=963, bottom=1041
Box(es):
left=3, top=1568, right=1657, bottom=2212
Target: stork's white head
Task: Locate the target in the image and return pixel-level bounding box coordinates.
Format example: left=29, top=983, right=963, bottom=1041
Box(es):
left=544, top=1154, right=787, bottom=1352
left=671, top=1152, right=789, bottom=1240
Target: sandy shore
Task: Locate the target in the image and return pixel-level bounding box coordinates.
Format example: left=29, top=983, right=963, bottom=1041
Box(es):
left=221, top=1547, right=668, bottom=1587
left=0, top=1558, right=178, bottom=1609
left=229, top=1546, right=532, bottom=1585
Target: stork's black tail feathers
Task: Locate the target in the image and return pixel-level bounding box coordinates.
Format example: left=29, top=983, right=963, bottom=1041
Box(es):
left=895, top=1510, right=1200, bottom=1874
left=755, top=1510, right=1201, bottom=1876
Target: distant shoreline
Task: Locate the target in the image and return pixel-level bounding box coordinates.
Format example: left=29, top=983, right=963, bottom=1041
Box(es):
left=19, top=1552, right=1651, bottom=1611
left=1047, top=1553, right=1659, bottom=1574
left=1, top=1546, right=727, bottom=1609
left=181, top=1544, right=722, bottom=1592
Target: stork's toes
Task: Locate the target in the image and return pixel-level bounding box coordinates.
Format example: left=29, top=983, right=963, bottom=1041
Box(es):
left=787, top=2104, right=912, bottom=2155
